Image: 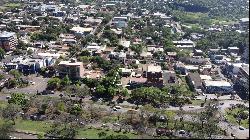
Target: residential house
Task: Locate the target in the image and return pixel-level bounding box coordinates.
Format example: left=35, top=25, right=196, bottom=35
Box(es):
left=187, top=72, right=203, bottom=93
left=162, top=71, right=178, bottom=86
left=70, top=26, right=93, bottom=36
left=173, top=39, right=195, bottom=50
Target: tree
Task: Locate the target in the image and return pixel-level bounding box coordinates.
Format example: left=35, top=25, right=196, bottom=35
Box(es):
left=104, top=134, right=129, bottom=139
left=27, top=49, right=33, bottom=55
left=130, top=44, right=143, bottom=55
left=61, top=75, right=71, bottom=87
left=9, top=69, right=21, bottom=79
left=8, top=93, right=27, bottom=107
left=0, top=48, right=5, bottom=60
left=107, top=86, right=117, bottom=97
left=46, top=122, right=78, bottom=139
left=0, top=121, right=14, bottom=139
left=2, top=104, right=21, bottom=125
left=70, top=104, right=82, bottom=116
left=96, top=85, right=106, bottom=96
left=47, top=78, right=61, bottom=90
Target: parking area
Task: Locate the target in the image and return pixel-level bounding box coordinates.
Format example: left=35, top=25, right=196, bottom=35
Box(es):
left=2, top=75, right=50, bottom=94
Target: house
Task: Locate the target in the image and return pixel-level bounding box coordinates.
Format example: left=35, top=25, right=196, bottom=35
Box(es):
left=0, top=31, right=18, bottom=51
left=119, top=68, right=133, bottom=77
left=58, top=59, right=84, bottom=79
left=70, top=26, right=93, bottom=36
left=173, top=39, right=194, bottom=50
left=119, top=40, right=130, bottom=48
left=83, top=70, right=103, bottom=79
left=33, top=42, right=45, bottom=48
left=147, top=45, right=164, bottom=53
left=239, top=18, right=249, bottom=30
left=194, top=49, right=203, bottom=56
left=179, top=57, right=209, bottom=65
left=4, top=56, right=54, bottom=74
left=203, top=80, right=233, bottom=94
left=163, top=71, right=178, bottom=86
left=227, top=47, right=239, bottom=54
left=85, top=43, right=104, bottom=54
left=187, top=72, right=203, bottom=93
left=144, top=65, right=163, bottom=87
left=84, top=17, right=102, bottom=26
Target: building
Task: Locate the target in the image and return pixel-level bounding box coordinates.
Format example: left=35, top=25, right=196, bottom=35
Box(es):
left=163, top=71, right=178, bottom=86
left=4, top=56, right=54, bottom=74
left=0, top=32, right=18, bottom=51
left=173, top=40, right=195, bottom=50
left=234, top=66, right=249, bottom=99
left=144, top=65, right=163, bottom=87
left=239, top=18, right=249, bottom=30
left=228, top=47, right=239, bottom=54
left=187, top=72, right=203, bottom=93
left=203, top=80, right=233, bottom=94
left=58, top=59, right=84, bottom=79
left=70, top=27, right=93, bottom=36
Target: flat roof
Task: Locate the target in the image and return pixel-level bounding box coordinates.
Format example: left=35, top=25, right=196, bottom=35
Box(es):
left=200, top=75, right=212, bottom=80
left=147, top=65, right=162, bottom=72
left=0, top=32, right=16, bottom=38
left=70, top=27, right=93, bottom=33
left=204, top=80, right=231, bottom=87
left=59, top=60, right=82, bottom=66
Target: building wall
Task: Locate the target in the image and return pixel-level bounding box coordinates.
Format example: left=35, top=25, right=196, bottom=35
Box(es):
left=0, top=34, right=18, bottom=51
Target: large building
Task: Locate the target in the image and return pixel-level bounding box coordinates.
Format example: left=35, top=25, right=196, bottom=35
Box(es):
left=0, top=32, right=18, bottom=51
left=58, top=59, right=84, bottom=79
left=203, top=80, right=233, bottom=94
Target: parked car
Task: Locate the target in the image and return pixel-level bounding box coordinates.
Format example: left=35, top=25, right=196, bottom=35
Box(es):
left=6, top=96, right=11, bottom=99
left=239, top=126, right=244, bottom=130
left=115, top=106, right=122, bottom=109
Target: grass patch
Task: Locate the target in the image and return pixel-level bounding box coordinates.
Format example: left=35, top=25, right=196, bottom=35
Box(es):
left=0, top=118, right=138, bottom=139
left=14, top=119, right=51, bottom=133
left=4, top=3, right=21, bottom=8
left=191, top=100, right=204, bottom=106
left=224, top=107, right=249, bottom=129
left=0, top=100, right=8, bottom=109
left=77, top=128, right=138, bottom=139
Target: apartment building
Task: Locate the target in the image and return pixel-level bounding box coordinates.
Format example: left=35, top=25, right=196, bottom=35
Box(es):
left=58, top=59, right=84, bottom=79
left=0, top=32, right=18, bottom=51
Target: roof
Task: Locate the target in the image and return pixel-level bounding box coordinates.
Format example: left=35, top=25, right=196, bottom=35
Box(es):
left=228, top=47, right=239, bottom=50
left=84, top=17, right=102, bottom=23
left=147, top=65, right=162, bottom=72
left=200, top=75, right=212, bottom=80
left=173, top=40, right=194, bottom=44
left=119, top=40, right=130, bottom=48
left=70, top=27, right=93, bottom=33
left=59, top=60, right=83, bottom=66
left=188, top=72, right=202, bottom=88
left=0, top=32, right=16, bottom=38
left=240, top=18, right=249, bottom=22
left=37, top=53, right=61, bottom=58
left=185, top=65, right=199, bottom=70
left=204, top=80, right=231, bottom=87
left=241, top=66, right=249, bottom=76
left=163, top=71, right=177, bottom=85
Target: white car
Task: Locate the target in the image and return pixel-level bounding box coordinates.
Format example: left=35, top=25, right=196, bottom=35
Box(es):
left=115, top=106, right=122, bottom=109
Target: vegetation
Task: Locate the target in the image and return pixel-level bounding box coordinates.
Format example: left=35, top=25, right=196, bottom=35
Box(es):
left=225, top=105, right=249, bottom=128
